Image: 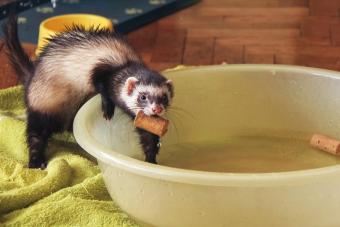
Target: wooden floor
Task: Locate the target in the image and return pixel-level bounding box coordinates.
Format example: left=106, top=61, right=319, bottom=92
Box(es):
left=2, top=0, right=340, bottom=88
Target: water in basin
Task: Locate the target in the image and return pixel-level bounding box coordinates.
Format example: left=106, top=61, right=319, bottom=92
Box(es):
left=159, top=135, right=340, bottom=173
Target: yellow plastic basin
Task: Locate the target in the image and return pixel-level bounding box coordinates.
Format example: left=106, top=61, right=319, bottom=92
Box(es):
left=73, top=65, right=340, bottom=227
left=36, top=14, right=113, bottom=55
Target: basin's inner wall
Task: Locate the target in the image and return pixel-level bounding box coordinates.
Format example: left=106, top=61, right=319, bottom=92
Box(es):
left=158, top=66, right=340, bottom=172
left=163, top=67, right=340, bottom=144
left=89, top=66, right=340, bottom=171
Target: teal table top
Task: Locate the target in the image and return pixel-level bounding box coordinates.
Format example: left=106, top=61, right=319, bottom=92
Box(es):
left=0, top=0, right=199, bottom=43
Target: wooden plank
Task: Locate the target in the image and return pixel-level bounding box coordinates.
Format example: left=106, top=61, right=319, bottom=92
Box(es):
left=146, top=62, right=179, bottom=72
left=278, top=0, right=308, bottom=7
left=200, top=0, right=308, bottom=7
left=197, top=7, right=309, bottom=17
left=0, top=50, right=18, bottom=89
left=245, top=53, right=274, bottom=64
left=151, top=28, right=186, bottom=64
left=246, top=45, right=340, bottom=57
left=188, top=28, right=301, bottom=38
left=301, top=19, right=331, bottom=39
left=127, top=22, right=158, bottom=53
left=139, top=52, right=152, bottom=63
left=331, top=24, right=340, bottom=46
left=275, top=53, right=340, bottom=70
left=214, top=36, right=331, bottom=46
left=301, top=16, right=340, bottom=24
left=213, top=42, right=244, bottom=64
left=275, top=53, right=340, bottom=65
left=223, top=16, right=303, bottom=29
left=274, top=54, right=300, bottom=65
left=159, top=14, right=306, bottom=29
left=310, top=0, right=340, bottom=16
left=183, top=37, right=215, bottom=65
left=0, top=42, right=36, bottom=89
left=158, top=15, right=225, bottom=29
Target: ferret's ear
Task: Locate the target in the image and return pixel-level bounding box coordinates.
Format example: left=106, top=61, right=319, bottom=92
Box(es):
left=166, top=80, right=174, bottom=97
left=125, top=77, right=139, bottom=95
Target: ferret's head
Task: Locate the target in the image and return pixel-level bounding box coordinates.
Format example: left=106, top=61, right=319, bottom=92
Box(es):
left=120, top=67, right=174, bottom=117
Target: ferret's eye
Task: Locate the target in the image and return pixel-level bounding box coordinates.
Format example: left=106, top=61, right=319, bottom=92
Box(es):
left=162, top=95, right=168, bottom=103
left=139, top=95, right=147, bottom=101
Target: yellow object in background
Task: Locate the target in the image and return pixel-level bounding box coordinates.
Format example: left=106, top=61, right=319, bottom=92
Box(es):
left=36, top=14, right=113, bottom=55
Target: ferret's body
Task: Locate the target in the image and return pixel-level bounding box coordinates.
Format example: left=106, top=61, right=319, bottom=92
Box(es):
left=4, top=16, right=173, bottom=168
left=29, top=28, right=140, bottom=130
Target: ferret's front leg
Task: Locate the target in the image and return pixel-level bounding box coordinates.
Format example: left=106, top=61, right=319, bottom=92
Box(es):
left=92, top=80, right=115, bottom=120
left=101, top=96, right=115, bottom=120
left=93, top=81, right=115, bottom=120
left=91, top=64, right=116, bottom=120
left=136, top=128, right=160, bottom=164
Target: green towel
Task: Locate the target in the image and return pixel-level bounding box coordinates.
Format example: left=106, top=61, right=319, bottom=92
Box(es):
left=0, top=86, right=139, bottom=227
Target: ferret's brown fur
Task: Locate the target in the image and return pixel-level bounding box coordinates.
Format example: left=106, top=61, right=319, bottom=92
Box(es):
left=29, top=33, right=140, bottom=119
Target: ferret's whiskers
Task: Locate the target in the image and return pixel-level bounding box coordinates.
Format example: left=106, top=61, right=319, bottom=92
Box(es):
left=167, top=109, right=194, bottom=123
left=167, top=112, right=183, bottom=127
left=168, top=105, right=195, bottom=119
left=167, top=115, right=180, bottom=142
left=169, top=105, right=191, bottom=114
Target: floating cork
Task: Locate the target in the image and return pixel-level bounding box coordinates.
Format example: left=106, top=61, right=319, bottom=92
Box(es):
left=310, top=134, right=340, bottom=155
left=134, top=111, right=169, bottom=137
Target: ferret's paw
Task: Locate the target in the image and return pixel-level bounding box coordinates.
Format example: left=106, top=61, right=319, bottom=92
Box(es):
left=102, top=101, right=115, bottom=120
left=103, top=109, right=114, bottom=120
left=29, top=156, right=47, bottom=169
left=145, top=156, right=157, bottom=164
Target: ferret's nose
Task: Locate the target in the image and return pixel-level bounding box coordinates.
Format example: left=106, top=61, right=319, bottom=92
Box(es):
left=152, top=106, right=163, bottom=114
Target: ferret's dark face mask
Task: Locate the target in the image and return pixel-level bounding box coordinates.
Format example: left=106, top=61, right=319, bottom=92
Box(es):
left=121, top=77, right=173, bottom=116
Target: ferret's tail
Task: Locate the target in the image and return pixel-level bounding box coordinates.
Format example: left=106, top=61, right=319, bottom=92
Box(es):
left=3, top=15, right=34, bottom=85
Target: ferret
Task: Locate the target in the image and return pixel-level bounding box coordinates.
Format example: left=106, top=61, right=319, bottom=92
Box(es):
left=3, top=15, right=174, bottom=169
